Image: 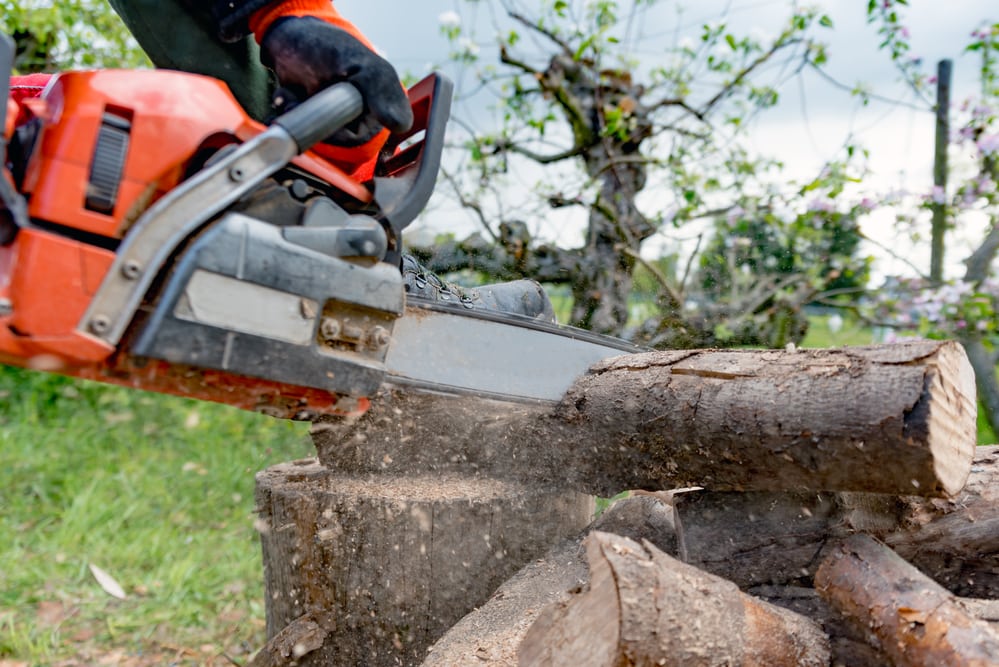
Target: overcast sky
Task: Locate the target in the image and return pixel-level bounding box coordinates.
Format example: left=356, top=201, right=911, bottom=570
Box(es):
left=340, top=0, right=995, bottom=278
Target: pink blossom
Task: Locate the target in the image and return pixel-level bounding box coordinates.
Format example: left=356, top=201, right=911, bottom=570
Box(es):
left=807, top=197, right=834, bottom=213
left=977, top=134, right=999, bottom=156
left=930, top=185, right=946, bottom=204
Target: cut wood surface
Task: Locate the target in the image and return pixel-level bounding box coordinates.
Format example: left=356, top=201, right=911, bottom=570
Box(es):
left=671, top=446, right=999, bottom=597
left=313, top=340, right=977, bottom=497
left=254, top=460, right=593, bottom=667
left=519, top=532, right=830, bottom=667
left=422, top=496, right=677, bottom=667
left=816, top=534, right=999, bottom=667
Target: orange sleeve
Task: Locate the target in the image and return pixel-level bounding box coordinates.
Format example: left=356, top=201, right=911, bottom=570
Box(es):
left=248, top=0, right=375, bottom=50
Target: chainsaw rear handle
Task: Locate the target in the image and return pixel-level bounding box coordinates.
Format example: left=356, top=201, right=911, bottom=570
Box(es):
left=273, top=82, right=364, bottom=153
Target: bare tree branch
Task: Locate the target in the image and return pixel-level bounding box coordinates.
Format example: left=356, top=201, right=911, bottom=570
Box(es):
left=964, top=219, right=999, bottom=284
left=699, top=37, right=804, bottom=115
left=859, top=230, right=931, bottom=280
left=439, top=169, right=500, bottom=244
left=508, top=10, right=573, bottom=56
left=494, top=139, right=587, bottom=164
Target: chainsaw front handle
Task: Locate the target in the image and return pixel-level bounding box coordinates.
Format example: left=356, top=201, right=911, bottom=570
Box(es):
left=274, top=82, right=364, bottom=153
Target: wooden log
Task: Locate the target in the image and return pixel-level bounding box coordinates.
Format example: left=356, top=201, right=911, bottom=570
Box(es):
left=313, top=340, right=977, bottom=497
left=254, top=460, right=594, bottom=667
left=518, top=531, right=830, bottom=667
left=670, top=446, right=999, bottom=597
left=815, top=534, right=999, bottom=667
left=422, top=496, right=677, bottom=667
left=887, top=444, right=999, bottom=596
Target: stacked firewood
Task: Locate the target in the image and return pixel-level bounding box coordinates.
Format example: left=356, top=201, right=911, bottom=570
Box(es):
left=256, top=339, right=996, bottom=666
left=416, top=341, right=999, bottom=666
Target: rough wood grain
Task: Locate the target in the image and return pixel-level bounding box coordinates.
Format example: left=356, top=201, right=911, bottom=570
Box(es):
left=670, top=446, right=999, bottom=597
left=313, top=340, right=977, bottom=497
left=815, top=534, right=999, bottom=667
left=519, top=532, right=830, bottom=667
left=254, top=460, right=593, bottom=667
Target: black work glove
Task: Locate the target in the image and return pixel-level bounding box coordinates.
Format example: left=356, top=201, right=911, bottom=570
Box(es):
left=260, top=16, right=413, bottom=146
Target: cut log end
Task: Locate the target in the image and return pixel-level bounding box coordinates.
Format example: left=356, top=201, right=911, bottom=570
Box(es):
left=922, top=341, right=978, bottom=496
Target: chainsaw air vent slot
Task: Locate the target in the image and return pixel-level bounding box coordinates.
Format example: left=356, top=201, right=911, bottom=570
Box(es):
left=85, top=110, right=131, bottom=215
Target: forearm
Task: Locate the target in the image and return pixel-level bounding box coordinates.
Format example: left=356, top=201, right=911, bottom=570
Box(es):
left=211, top=0, right=367, bottom=47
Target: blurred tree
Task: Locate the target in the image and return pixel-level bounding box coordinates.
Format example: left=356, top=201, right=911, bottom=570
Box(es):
left=863, top=4, right=998, bottom=433
left=2, top=0, right=148, bottom=72
left=420, top=0, right=870, bottom=348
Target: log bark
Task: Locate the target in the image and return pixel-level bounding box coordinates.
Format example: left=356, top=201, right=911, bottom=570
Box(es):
left=518, top=532, right=830, bottom=667
left=422, top=496, right=677, bottom=667
left=313, top=340, right=977, bottom=497
left=254, top=460, right=594, bottom=667
left=670, top=446, right=999, bottom=597
left=815, top=534, right=999, bottom=667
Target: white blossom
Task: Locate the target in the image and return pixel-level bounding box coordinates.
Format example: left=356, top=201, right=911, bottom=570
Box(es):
left=459, top=37, right=480, bottom=56
left=438, top=11, right=461, bottom=28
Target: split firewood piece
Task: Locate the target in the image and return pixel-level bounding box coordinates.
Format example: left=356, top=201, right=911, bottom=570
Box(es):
left=422, top=495, right=677, bottom=667
left=519, top=531, right=830, bottom=667
left=815, top=534, right=999, bottom=667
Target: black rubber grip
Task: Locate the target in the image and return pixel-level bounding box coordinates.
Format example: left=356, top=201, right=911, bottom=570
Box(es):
left=273, top=83, right=364, bottom=153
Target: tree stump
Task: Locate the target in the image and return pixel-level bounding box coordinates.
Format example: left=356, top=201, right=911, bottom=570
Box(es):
left=254, top=459, right=594, bottom=666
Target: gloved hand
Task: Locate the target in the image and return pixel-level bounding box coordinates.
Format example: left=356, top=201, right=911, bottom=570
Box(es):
left=251, top=2, right=413, bottom=148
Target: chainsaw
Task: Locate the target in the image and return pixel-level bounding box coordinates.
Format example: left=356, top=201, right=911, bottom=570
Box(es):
left=0, top=35, right=639, bottom=420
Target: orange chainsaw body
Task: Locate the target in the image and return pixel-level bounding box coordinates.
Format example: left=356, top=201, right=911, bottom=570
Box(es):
left=0, top=69, right=421, bottom=418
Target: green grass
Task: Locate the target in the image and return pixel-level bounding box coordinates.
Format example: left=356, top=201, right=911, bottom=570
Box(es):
left=0, top=367, right=312, bottom=665
left=799, top=314, right=881, bottom=348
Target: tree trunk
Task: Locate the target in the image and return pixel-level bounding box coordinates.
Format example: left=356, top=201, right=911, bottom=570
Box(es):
left=313, top=339, right=977, bottom=498
left=670, top=446, right=999, bottom=598
left=959, top=336, right=999, bottom=445
left=518, top=532, right=830, bottom=667
left=421, top=496, right=677, bottom=667
left=254, top=460, right=594, bottom=667
left=571, top=146, right=651, bottom=334
left=815, top=534, right=999, bottom=667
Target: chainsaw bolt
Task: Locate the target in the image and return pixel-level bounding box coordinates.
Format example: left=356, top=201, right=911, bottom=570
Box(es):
left=319, top=317, right=341, bottom=342
left=0, top=298, right=11, bottom=317
left=121, top=261, right=142, bottom=280
left=368, top=326, right=391, bottom=350
left=229, top=166, right=245, bottom=182
left=290, top=179, right=312, bottom=200
left=89, top=315, right=111, bottom=335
